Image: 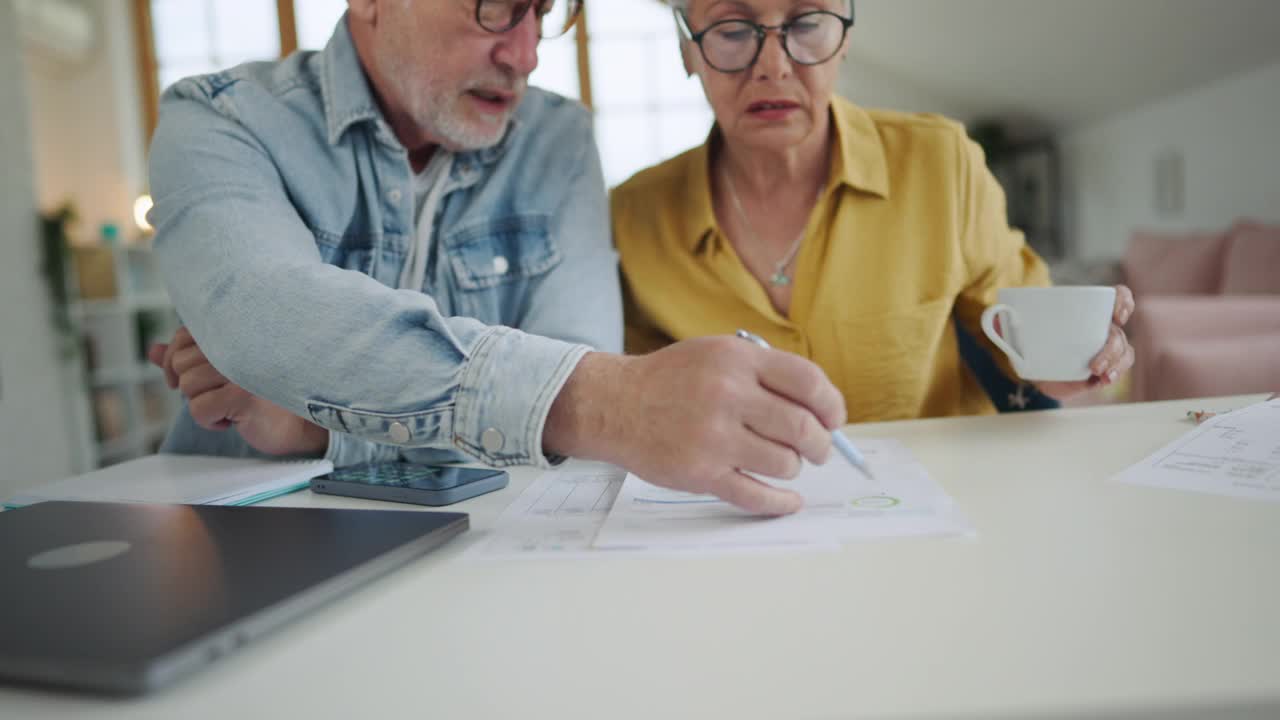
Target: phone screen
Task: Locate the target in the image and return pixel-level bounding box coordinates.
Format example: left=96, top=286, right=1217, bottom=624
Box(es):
left=325, top=463, right=502, bottom=491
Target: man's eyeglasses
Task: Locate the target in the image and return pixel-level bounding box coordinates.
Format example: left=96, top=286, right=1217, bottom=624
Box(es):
left=476, top=0, right=583, bottom=38
left=675, top=8, right=855, bottom=74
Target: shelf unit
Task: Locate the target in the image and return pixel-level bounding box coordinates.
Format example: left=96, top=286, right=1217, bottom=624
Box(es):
left=64, top=241, right=182, bottom=469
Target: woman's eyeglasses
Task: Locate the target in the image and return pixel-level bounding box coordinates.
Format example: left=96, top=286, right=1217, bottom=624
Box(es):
left=676, top=8, right=854, bottom=73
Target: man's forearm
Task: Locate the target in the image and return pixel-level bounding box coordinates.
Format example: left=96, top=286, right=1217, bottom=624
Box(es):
left=297, top=420, right=330, bottom=456
left=543, top=352, right=631, bottom=464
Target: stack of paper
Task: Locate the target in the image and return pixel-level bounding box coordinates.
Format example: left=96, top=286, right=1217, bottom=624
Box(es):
left=593, top=438, right=972, bottom=553
left=3, top=454, right=333, bottom=509
left=1114, top=397, right=1280, bottom=502
left=465, top=463, right=625, bottom=560
left=468, top=439, right=970, bottom=559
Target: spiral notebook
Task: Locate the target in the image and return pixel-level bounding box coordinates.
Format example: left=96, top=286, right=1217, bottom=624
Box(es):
left=2, top=454, right=333, bottom=510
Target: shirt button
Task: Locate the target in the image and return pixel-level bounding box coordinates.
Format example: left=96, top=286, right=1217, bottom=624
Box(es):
left=481, top=427, right=505, bottom=454
left=386, top=188, right=402, bottom=204
left=388, top=421, right=411, bottom=444
left=492, top=255, right=509, bottom=275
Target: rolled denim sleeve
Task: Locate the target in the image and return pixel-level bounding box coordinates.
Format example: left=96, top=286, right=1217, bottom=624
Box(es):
left=322, top=430, right=402, bottom=466
left=149, top=88, right=587, bottom=468
left=320, top=328, right=586, bottom=468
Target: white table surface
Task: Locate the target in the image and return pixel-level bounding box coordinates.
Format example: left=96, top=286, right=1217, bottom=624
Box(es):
left=4, top=395, right=1278, bottom=719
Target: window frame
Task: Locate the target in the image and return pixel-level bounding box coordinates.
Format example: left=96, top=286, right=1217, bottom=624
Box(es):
left=131, top=0, right=594, bottom=139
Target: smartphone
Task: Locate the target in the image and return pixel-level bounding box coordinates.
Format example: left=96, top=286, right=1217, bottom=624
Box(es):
left=310, top=462, right=509, bottom=506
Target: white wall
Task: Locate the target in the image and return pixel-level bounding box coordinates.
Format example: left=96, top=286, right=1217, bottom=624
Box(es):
left=1063, top=59, right=1280, bottom=260
left=0, top=0, right=79, bottom=496
left=839, top=52, right=976, bottom=124
left=25, top=0, right=148, bottom=245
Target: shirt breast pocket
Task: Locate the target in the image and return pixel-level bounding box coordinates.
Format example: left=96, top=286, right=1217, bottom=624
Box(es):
left=311, top=228, right=379, bottom=276
left=442, top=214, right=562, bottom=323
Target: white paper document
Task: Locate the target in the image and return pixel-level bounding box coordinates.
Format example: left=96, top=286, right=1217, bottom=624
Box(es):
left=592, top=438, right=973, bottom=552
left=466, top=464, right=626, bottom=559
left=1114, top=398, right=1280, bottom=502
left=3, top=454, right=332, bottom=509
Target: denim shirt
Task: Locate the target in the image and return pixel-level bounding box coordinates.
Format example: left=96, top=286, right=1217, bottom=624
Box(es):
left=149, top=18, right=622, bottom=468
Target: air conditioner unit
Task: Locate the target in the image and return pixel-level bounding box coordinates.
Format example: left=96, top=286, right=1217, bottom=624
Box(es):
left=15, top=0, right=95, bottom=65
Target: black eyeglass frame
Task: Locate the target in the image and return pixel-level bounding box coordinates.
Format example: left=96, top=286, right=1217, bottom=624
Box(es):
left=675, top=4, right=855, bottom=73
left=474, top=0, right=584, bottom=38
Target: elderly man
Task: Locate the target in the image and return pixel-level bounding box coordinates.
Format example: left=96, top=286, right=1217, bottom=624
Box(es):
left=149, top=0, right=846, bottom=515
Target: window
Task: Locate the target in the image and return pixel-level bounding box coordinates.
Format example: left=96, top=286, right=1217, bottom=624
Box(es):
left=294, top=0, right=349, bottom=50
left=134, top=0, right=711, bottom=187
left=147, top=0, right=280, bottom=98
left=586, top=0, right=713, bottom=186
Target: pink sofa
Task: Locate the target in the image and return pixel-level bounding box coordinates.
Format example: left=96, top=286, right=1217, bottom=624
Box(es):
left=1124, top=220, right=1280, bottom=401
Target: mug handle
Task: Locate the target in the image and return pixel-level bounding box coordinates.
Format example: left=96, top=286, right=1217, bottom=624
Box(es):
left=980, top=304, right=1026, bottom=368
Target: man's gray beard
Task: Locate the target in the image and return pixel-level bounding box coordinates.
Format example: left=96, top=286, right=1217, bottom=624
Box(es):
left=376, top=43, right=518, bottom=151
left=413, top=91, right=512, bottom=151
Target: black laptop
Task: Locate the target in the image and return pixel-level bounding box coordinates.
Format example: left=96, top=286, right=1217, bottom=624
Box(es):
left=0, top=501, right=467, bottom=695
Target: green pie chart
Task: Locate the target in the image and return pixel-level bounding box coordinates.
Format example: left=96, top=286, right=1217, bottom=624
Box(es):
left=851, top=495, right=901, bottom=509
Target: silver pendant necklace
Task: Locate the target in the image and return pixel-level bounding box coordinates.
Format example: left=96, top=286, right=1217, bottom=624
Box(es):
left=723, top=167, right=822, bottom=287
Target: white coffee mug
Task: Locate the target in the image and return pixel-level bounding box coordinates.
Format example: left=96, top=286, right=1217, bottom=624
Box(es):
left=979, top=286, right=1116, bottom=382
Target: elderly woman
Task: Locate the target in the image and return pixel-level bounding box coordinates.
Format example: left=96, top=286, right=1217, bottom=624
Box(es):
left=612, top=0, right=1135, bottom=421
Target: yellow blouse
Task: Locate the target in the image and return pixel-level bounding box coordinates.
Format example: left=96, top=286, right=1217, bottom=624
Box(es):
left=611, top=97, right=1051, bottom=422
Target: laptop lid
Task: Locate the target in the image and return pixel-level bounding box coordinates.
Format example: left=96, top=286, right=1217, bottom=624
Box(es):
left=0, top=501, right=467, bottom=695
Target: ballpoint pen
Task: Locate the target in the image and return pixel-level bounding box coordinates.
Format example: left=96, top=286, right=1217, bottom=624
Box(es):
left=734, top=329, right=876, bottom=481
